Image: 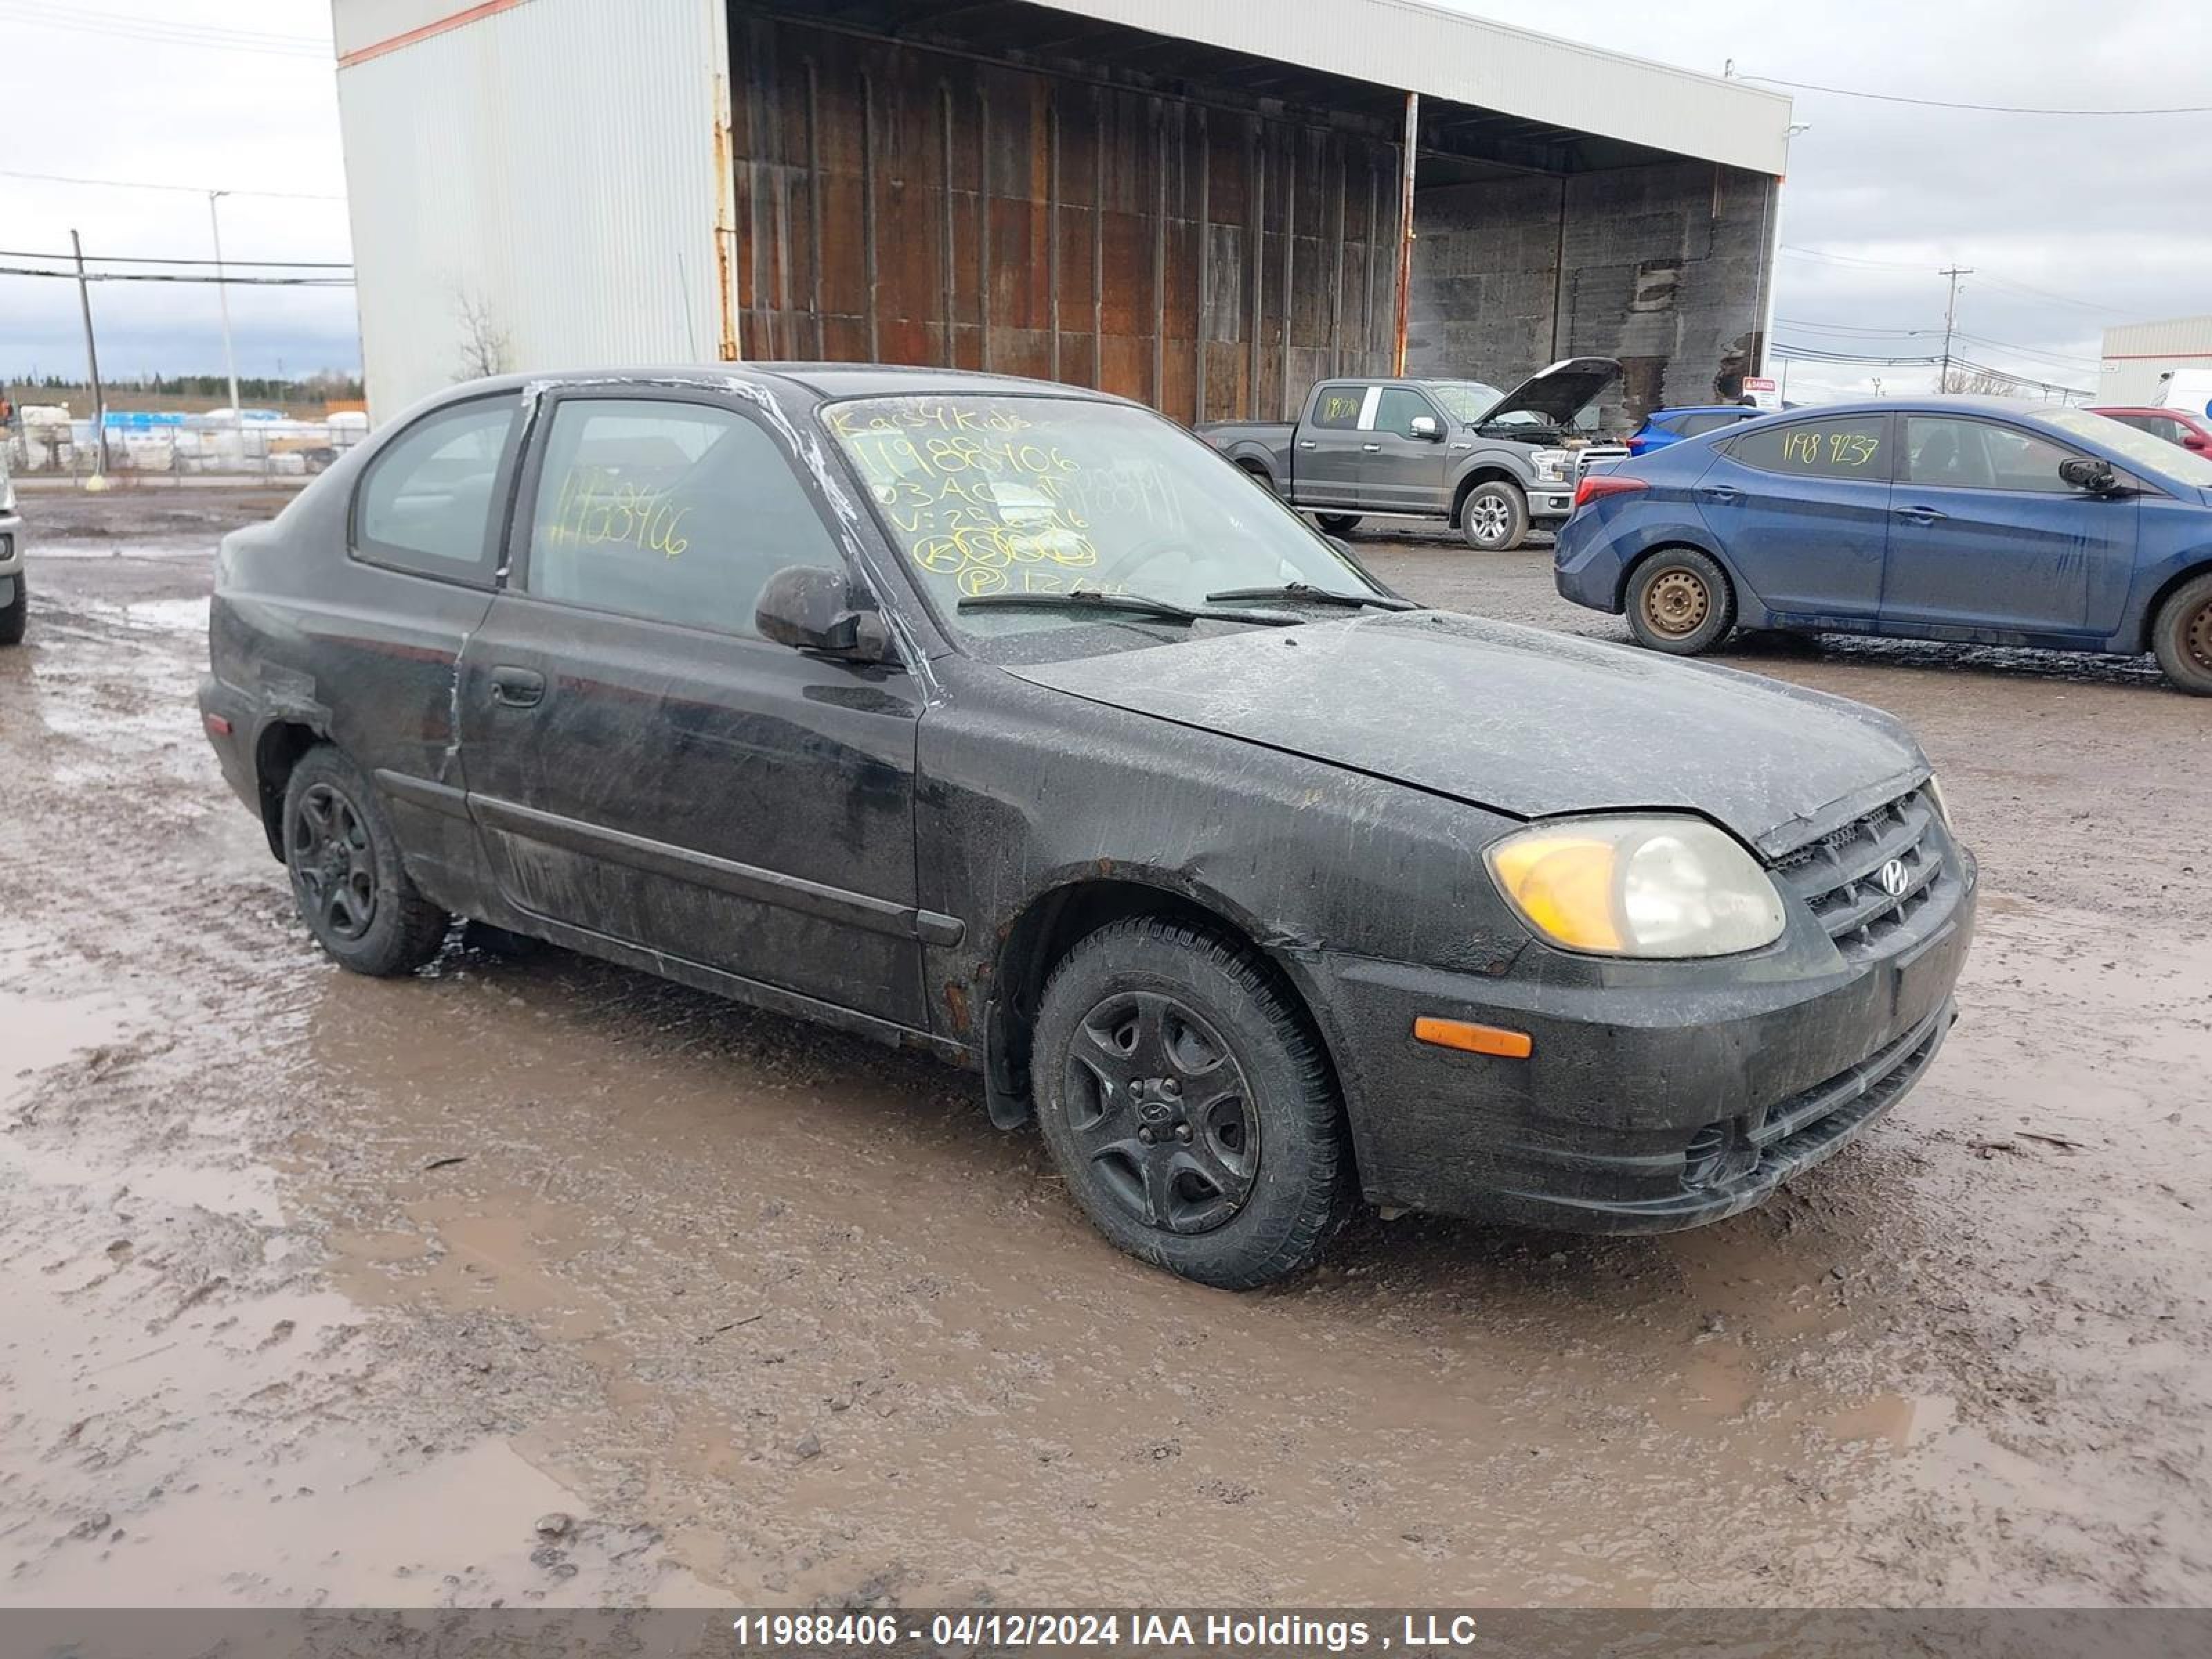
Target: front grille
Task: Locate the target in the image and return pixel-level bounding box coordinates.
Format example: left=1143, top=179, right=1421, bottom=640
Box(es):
left=1772, top=787, right=1947, bottom=960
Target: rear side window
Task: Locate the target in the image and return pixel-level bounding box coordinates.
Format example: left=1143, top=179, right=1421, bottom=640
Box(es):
left=1309, top=384, right=1367, bottom=429
left=1678, top=411, right=1747, bottom=437
left=522, top=398, right=841, bottom=637
left=354, top=397, right=516, bottom=580
left=1731, top=415, right=1886, bottom=480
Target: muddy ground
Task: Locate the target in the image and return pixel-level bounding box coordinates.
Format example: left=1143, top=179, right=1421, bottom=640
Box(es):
left=2, top=489, right=2207, bottom=1609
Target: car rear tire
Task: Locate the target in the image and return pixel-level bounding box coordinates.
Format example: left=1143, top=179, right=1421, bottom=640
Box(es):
left=282, top=746, right=451, bottom=977
left=1315, top=513, right=1362, bottom=536
left=1459, top=480, right=1529, bottom=552
left=2150, top=572, right=2212, bottom=696
left=1030, top=917, right=1353, bottom=1289
left=0, top=577, right=25, bottom=646
left=1626, top=547, right=1736, bottom=655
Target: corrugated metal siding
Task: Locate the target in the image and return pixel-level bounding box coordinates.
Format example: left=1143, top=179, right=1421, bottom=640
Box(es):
left=1016, top=0, right=1794, bottom=175
left=2101, top=315, right=2212, bottom=359
left=337, top=0, right=724, bottom=418
left=727, top=10, right=1401, bottom=423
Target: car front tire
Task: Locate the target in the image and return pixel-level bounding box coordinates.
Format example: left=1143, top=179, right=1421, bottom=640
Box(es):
left=1031, top=917, right=1353, bottom=1289
left=1625, top=547, right=1736, bottom=655
left=281, top=746, right=451, bottom=976
left=2151, top=572, right=2212, bottom=696
left=0, top=577, right=25, bottom=646
left=1459, top=481, right=1529, bottom=552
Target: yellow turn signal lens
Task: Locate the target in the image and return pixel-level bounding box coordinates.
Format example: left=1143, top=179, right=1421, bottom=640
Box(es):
left=1486, top=832, right=1624, bottom=953
left=1413, top=1017, right=1534, bottom=1059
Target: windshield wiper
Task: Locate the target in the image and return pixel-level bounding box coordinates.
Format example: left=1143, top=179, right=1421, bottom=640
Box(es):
left=1203, top=581, right=1417, bottom=612
left=957, top=587, right=1298, bottom=627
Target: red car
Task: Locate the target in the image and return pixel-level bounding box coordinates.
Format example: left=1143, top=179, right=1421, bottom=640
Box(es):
left=2091, top=406, right=2212, bottom=456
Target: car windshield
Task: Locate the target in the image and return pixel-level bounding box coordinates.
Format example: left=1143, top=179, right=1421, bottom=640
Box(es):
left=1427, top=381, right=1505, bottom=423
left=825, top=394, right=1385, bottom=656
left=2039, top=405, right=2212, bottom=489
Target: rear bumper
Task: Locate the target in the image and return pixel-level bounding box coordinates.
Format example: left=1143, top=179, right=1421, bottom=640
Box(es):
left=1311, top=856, right=1977, bottom=1232
left=198, top=673, right=264, bottom=823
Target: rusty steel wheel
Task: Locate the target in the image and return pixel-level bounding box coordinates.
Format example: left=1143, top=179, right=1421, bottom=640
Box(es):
left=1642, top=569, right=1710, bottom=639
left=1626, top=547, right=1735, bottom=656
left=2152, top=572, right=2212, bottom=695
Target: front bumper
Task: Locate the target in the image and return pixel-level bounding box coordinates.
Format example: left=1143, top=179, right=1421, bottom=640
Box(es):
left=1529, top=487, right=1573, bottom=520
left=1310, top=850, right=1977, bottom=1232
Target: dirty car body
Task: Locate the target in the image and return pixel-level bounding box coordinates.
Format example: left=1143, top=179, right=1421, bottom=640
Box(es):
left=200, top=364, right=1976, bottom=1286
left=0, top=450, right=24, bottom=645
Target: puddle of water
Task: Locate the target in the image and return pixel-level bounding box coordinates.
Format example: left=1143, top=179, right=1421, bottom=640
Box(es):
left=0, top=986, right=147, bottom=1111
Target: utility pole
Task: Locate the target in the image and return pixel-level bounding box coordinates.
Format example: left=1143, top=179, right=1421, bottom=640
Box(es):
left=208, top=190, right=241, bottom=420
left=68, top=229, right=109, bottom=478
left=1938, top=265, right=1973, bottom=393
left=1390, top=91, right=1420, bottom=377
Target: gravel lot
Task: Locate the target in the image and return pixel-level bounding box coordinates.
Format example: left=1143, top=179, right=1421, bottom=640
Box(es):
left=2, top=489, right=2206, bottom=1609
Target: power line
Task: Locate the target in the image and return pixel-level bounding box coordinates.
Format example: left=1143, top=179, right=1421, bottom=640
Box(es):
left=0, top=263, right=353, bottom=288
left=0, top=1, right=328, bottom=59
left=0, top=167, right=343, bottom=202
left=0, top=247, right=352, bottom=271
left=1783, top=244, right=2127, bottom=321
left=1741, top=73, right=2212, bottom=117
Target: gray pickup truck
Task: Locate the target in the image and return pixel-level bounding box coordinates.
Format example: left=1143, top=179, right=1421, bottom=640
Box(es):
left=1198, top=357, right=1622, bottom=551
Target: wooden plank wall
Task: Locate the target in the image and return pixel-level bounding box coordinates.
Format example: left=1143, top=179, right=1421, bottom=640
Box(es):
left=729, top=11, right=1402, bottom=424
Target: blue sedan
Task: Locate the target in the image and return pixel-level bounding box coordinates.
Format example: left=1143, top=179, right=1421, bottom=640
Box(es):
left=1555, top=397, right=2212, bottom=694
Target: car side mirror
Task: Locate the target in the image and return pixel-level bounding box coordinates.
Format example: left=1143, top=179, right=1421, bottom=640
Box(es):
left=2185, top=433, right=2211, bottom=455
left=1409, top=415, right=1443, bottom=442
left=755, top=565, right=892, bottom=663
left=2059, top=456, right=2118, bottom=494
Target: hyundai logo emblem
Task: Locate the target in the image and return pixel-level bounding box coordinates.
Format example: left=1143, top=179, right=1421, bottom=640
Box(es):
left=1877, top=859, right=1911, bottom=899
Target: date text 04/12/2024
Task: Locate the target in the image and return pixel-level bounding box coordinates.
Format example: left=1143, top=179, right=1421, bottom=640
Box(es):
left=727, top=1613, right=1488, bottom=1651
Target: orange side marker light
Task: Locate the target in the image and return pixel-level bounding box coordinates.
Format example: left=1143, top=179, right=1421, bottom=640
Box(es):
left=1412, top=1016, right=1533, bottom=1060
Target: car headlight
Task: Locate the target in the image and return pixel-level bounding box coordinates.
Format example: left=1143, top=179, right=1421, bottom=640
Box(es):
left=1485, top=816, right=1787, bottom=958
left=1923, top=774, right=1952, bottom=829
left=1532, top=448, right=1570, bottom=483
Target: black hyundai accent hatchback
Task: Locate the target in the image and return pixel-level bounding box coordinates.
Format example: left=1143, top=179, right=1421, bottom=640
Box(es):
left=200, top=366, right=1976, bottom=1288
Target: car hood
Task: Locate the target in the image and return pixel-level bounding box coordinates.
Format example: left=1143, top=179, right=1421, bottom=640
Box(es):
left=1478, top=356, right=1623, bottom=427
left=1006, top=612, right=1927, bottom=858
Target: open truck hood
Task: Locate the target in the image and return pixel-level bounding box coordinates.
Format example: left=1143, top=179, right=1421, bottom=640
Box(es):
left=1007, top=610, right=1927, bottom=859
left=1478, top=356, right=1622, bottom=428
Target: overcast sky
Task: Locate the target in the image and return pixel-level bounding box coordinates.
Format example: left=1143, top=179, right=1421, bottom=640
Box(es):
left=2, top=1, right=2206, bottom=402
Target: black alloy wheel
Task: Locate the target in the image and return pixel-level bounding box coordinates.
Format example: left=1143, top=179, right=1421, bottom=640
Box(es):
left=1063, top=988, right=1260, bottom=1235
left=289, top=780, right=379, bottom=942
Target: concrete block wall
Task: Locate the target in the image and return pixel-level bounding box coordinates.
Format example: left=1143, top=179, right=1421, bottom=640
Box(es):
left=1407, top=160, right=1775, bottom=429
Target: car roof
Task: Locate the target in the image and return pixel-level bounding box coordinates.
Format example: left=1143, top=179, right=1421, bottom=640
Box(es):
left=440, top=363, right=1127, bottom=405
left=1774, top=395, right=2066, bottom=420
left=1650, top=404, right=1759, bottom=417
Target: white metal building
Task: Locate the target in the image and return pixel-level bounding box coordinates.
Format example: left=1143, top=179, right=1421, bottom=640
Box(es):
left=2099, top=315, right=2212, bottom=409
left=332, top=0, right=1794, bottom=422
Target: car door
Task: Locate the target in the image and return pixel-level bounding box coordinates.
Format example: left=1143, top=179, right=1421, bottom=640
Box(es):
left=1293, top=382, right=1371, bottom=506
left=456, top=387, right=930, bottom=1027
left=1696, top=411, right=1893, bottom=619
left=1880, top=414, right=2139, bottom=636
left=334, top=391, right=523, bottom=908
left=1361, top=386, right=1452, bottom=512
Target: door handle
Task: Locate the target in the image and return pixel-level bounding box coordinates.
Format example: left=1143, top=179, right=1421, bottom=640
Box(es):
left=1893, top=505, right=1947, bottom=524
left=1361, top=442, right=1382, bottom=452
left=1698, top=484, right=1742, bottom=505
left=1297, top=440, right=1318, bottom=450
left=487, top=666, right=545, bottom=708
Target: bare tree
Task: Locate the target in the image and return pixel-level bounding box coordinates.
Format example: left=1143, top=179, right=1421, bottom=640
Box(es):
left=453, top=285, right=512, bottom=382
left=1941, top=364, right=2020, bottom=396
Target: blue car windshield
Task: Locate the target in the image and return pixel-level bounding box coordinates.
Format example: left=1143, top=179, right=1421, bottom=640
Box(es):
left=2041, top=406, right=2212, bottom=489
